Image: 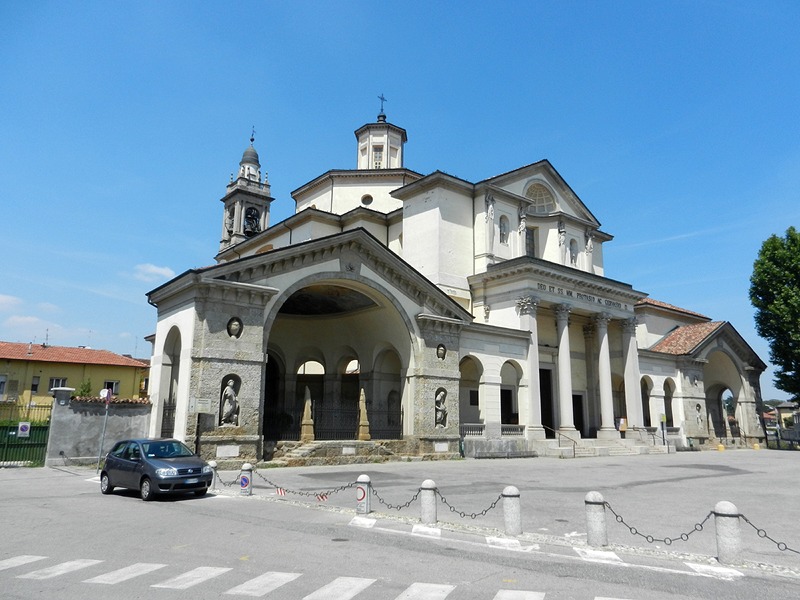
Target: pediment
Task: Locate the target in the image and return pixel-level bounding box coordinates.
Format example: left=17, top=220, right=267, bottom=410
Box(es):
left=150, top=229, right=473, bottom=325
left=479, top=160, right=601, bottom=227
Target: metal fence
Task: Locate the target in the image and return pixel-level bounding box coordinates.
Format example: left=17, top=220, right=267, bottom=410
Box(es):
left=0, top=403, right=52, bottom=466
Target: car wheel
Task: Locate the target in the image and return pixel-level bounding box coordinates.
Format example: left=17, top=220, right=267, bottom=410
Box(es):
left=194, top=488, right=208, bottom=497
left=100, top=472, right=114, bottom=495
left=140, top=477, right=155, bottom=501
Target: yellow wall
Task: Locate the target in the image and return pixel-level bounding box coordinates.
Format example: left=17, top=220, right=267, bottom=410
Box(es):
left=0, top=358, right=148, bottom=406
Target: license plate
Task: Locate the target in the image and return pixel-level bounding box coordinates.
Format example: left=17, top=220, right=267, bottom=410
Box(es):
left=185, top=478, right=199, bottom=484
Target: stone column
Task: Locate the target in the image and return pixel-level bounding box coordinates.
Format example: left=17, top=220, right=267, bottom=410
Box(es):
left=622, top=317, right=644, bottom=428
left=555, top=304, right=576, bottom=433
left=594, top=313, right=619, bottom=439
left=517, top=295, right=544, bottom=440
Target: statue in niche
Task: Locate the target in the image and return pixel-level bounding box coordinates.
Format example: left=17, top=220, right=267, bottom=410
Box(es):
left=227, top=317, right=243, bottom=339
left=695, top=403, right=704, bottom=432
left=436, top=344, right=446, bottom=361
left=435, top=388, right=448, bottom=428
left=220, top=379, right=240, bottom=426
left=244, top=207, right=261, bottom=237
left=224, top=207, right=234, bottom=238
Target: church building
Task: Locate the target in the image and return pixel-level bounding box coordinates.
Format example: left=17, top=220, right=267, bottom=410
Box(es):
left=146, top=110, right=767, bottom=461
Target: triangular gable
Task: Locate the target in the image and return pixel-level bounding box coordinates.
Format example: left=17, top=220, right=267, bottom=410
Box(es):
left=649, top=321, right=767, bottom=371
left=479, top=159, right=601, bottom=227
left=151, top=228, right=473, bottom=325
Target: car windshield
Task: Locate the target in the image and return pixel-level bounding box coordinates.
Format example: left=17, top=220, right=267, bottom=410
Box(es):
left=142, top=440, right=195, bottom=459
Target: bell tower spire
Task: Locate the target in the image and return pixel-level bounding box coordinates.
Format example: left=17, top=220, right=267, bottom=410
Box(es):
left=219, top=130, right=273, bottom=254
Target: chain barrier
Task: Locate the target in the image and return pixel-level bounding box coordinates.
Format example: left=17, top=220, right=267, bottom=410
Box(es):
left=212, top=469, right=241, bottom=488
left=438, top=490, right=503, bottom=520
left=605, top=501, right=712, bottom=546
left=370, top=485, right=420, bottom=511
left=740, top=513, right=800, bottom=555
left=253, top=469, right=356, bottom=499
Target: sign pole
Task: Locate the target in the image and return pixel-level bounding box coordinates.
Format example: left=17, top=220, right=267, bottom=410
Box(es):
left=96, top=389, right=110, bottom=473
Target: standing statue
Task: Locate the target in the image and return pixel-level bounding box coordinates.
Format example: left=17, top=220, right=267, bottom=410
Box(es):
left=435, top=388, right=447, bottom=428
left=220, top=379, right=239, bottom=426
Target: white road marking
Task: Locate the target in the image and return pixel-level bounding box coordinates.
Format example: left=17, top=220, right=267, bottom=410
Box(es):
left=487, top=537, right=522, bottom=550
left=493, top=591, right=546, bottom=600
left=84, top=562, right=167, bottom=584
left=412, top=524, right=442, bottom=538
left=152, top=566, right=233, bottom=589
left=303, top=576, right=376, bottom=599
left=0, top=556, right=47, bottom=572
left=349, top=516, right=377, bottom=528
left=17, top=559, right=103, bottom=579
left=224, top=571, right=302, bottom=596
left=685, top=562, right=744, bottom=580
left=573, top=548, right=623, bottom=563
left=395, top=582, right=456, bottom=599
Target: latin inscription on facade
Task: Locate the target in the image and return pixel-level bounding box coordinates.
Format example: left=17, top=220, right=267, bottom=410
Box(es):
left=536, top=282, right=629, bottom=311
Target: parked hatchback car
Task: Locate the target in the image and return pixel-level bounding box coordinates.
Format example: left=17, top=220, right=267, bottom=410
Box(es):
left=100, top=438, right=213, bottom=501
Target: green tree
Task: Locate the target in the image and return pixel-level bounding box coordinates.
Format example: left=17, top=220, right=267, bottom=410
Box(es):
left=749, top=226, right=800, bottom=401
left=76, top=379, right=92, bottom=397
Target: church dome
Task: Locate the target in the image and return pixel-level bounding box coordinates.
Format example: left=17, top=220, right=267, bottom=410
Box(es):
left=240, top=144, right=260, bottom=167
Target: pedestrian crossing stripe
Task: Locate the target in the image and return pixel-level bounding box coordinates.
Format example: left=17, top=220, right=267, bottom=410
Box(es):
left=16, top=559, right=104, bottom=579
left=1, top=553, right=749, bottom=598
left=151, top=566, right=233, bottom=589
left=84, top=562, right=167, bottom=584
left=223, top=570, right=302, bottom=596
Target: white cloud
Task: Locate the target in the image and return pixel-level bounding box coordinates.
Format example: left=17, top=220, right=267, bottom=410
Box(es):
left=0, top=294, right=22, bottom=311
left=3, top=315, right=45, bottom=328
left=133, top=263, right=176, bottom=282
left=36, top=302, right=61, bottom=313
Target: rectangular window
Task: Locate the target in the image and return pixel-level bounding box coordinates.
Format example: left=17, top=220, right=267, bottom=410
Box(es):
left=469, top=389, right=479, bottom=406
left=525, top=228, right=537, bottom=258
left=372, top=145, right=383, bottom=169
left=49, top=377, right=67, bottom=390
left=103, top=380, right=120, bottom=395
left=0, top=375, right=6, bottom=396
left=31, top=376, right=40, bottom=393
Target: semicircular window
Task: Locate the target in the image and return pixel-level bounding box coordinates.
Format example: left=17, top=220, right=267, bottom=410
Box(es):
left=525, top=183, right=556, bottom=214
left=279, top=284, right=377, bottom=316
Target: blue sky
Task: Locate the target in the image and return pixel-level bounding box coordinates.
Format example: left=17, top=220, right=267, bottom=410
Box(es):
left=1, top=1, right=798, bottom=401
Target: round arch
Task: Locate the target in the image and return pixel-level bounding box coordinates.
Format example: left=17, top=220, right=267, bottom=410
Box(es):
left=459, top=355, right=484, bottom=427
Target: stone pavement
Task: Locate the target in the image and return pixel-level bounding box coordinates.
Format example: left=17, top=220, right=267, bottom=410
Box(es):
left=210, top=449, right=800, bottom=578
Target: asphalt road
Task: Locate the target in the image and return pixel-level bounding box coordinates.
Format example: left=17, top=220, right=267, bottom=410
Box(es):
left=1, top=449, right=798, bottom=600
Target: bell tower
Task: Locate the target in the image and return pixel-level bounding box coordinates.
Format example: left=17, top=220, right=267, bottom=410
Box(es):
left=219, top=133, right=273, bottom=253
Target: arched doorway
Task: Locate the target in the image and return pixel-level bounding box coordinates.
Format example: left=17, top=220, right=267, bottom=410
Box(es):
left=459, top=356, right=483, bottom=427
left=500, top=362, right=521, bottom=425
left=263, top=278, right=416, bottom=443
left=664, top=378, right=675, bottom=427
left=159, top=327, right=181, bottom=438
left=640, top=377, right=652, bottom=428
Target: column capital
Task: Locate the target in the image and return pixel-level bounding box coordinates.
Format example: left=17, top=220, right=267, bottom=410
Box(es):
left=516, top=295, right=539, bottom=316
left=555, top=303, right=571, bottom=321
left=594, top=312, right=612, bottom=328
left=583, top=323, right=595, bottom=338
left=622, top=317, right=638, bottom=334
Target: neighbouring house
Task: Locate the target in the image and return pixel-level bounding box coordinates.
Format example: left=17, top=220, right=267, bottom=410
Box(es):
left=145, top=111, right=767, bottom=462
left=0, top=341, right=150, bottom=407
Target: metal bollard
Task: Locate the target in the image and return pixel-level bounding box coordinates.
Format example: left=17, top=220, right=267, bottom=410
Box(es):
left=240, top=462, right=253, bottom=496
left=356, top=474, right=371, bottom=514
left=714, top=500, right=741, bottom=565
left=208, top=460, right=218, bottom=491
left=420, top=479, right=438, bottom=525
left=585, top=491, right=608, bottom=547
left=502, top=486, right=522, bottom=536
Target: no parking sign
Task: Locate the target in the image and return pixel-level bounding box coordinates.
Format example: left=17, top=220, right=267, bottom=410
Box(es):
left=17, top=422, right=31, bottom=438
